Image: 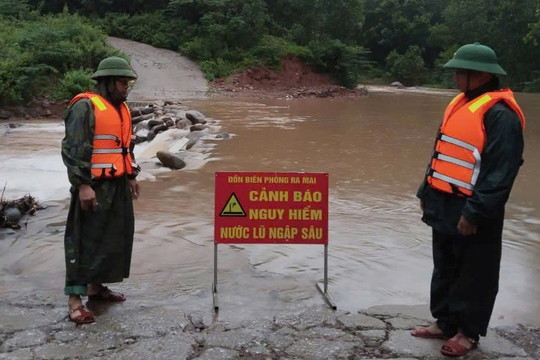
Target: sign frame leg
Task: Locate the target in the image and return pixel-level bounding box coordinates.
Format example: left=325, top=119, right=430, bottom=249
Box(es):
left=213, top=242, right=219, bottom=312
left=316, top=244, right=337, bottom=310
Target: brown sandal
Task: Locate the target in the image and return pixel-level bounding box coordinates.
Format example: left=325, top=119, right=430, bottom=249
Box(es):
left=88, top=286, right=126, bottom=302
left=411, top=325, right=447, bottom=339
left=441, top=333, right=478, bottom=357
left=68, top=305, right=95, bottom=324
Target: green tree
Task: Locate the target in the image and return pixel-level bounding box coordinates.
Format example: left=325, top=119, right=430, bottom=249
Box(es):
left=0, top=0, right=31, bottom=18
left=361, top=0, right=433, bottom=64
left=26, top=0, right=170, bottom=15
left=170, top=0, right=269, bottom=56
left=0, top=12, right=118, bottom=105
left=266, top=0, right=364, bottom=45
left=386, top=45, right=426, bottom=85
left=440, top=0, right=538, bottom=88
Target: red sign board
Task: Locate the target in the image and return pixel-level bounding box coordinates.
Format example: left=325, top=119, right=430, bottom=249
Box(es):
left=215, top=172, right=328, bottom=244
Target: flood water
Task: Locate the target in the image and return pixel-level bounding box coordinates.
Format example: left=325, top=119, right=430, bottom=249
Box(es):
left=1, top=88, right=539, bottom=327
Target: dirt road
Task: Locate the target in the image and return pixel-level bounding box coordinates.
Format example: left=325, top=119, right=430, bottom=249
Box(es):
left=108, top=37, right=209, bottom=101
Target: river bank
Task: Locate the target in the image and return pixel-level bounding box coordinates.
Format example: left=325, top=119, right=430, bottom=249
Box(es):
left=1, top=296, right=538, bottom=359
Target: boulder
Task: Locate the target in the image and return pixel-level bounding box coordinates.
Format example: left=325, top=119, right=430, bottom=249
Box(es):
left=187, top=131, right=205, bottom=141
left=215, top=132, right=231, bottom=139
left=175, top=119, right=192, bottom=130
left=190, top=124, right=207, bottom=132
left=150, top=123, right=168, bottom=134
left=185, top=110, right=206, bottom=124
left=146, top=131, right=156, bottom=141
left=185, top=139, right=197, bottom=150
left=162, top=117, right=175, bottom=127
left=132, top=113, right=154, bottom=124
left=156, top=151, right=186, bottom=170
left=148, top=119, right=165, bottom=128
left=4, top=207, right=22, bottom=226
left=0, top=109, right=13, bottom=119
left=130, top=106, right=154, bottom=118
left=134, top=120, right=150, bottom=133
left=390, top=81, right=405, bottom=89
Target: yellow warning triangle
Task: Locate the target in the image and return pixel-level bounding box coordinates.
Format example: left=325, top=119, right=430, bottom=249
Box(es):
left=220, top=193, right=246, bottom=217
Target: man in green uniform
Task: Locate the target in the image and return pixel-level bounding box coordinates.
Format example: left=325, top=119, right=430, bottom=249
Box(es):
left=413, top=43, right=525, bottom=356
left=61, top=57, right=140, bottom=324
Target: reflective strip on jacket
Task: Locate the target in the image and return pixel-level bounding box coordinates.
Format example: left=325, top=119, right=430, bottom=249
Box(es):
left=68, top=92, right=136, bottom=179
left=427, top=89, right=525, bottom=197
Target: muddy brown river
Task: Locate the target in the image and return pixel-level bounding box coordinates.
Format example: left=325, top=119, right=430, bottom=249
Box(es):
left=1, top=89, right=539, bottom=327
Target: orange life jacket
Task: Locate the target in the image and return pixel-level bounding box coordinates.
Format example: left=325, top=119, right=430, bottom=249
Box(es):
left=69, top=92, right=137, bottom=179
left=427, top=89, right=525, bottom=197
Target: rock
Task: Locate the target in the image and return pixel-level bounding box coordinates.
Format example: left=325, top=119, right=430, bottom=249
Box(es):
left=162, top=117, right=175, bottom=127
left=176, top=119, right=192, bottom=130
left=186, top=110, right=206, bottom=124
left=190, top=124, right=207, bottom=132
left=134, top=120, right=151, bottom=133
left=0, top=109, right=13, bottom=119
left=134, top=128, right=150, bottom=140
left=175, top=111, right=187, bottom=119
left=151, top=123, right=168, bottom=134
left=187, top=313, right=206, bottom=330
left=130, top=106, right=154, bottom=117
left=153, top=100, right=165, bottom=108
left=390, top=81, right=405, bottom=89
left=146, top=131, right=156, bottom=141
left=187, top=131, right=205, bottom=141
left=156, top=151, right=186, bottom=170
left=185, top=139, right=197, bottom=150
left=148, top=119, right=165, bottom=128
left=357, top=86, right=368, bottom=95
left=215, top=133, right=231, bottom=139
left=132, top=113, right=155, bottom=124
left=4, top=207, right=22, bottom=226
left=132, top=135, right=147, bottom=144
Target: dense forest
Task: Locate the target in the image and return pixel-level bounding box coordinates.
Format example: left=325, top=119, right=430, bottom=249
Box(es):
left=1, top=0, right=539, bottom=106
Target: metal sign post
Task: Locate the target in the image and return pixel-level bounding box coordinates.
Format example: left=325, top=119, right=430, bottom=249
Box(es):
left=213, top=243, right=219, bottom=311
left=316, top=244, right=336, bottom=309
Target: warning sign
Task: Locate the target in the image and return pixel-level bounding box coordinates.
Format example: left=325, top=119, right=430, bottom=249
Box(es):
left=220, top=193, right=246, bottom=217
left=214, top=172, right=328, bottom=244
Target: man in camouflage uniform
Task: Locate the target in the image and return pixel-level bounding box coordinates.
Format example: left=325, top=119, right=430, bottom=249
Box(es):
left=61, top=57, right=140, bottom=324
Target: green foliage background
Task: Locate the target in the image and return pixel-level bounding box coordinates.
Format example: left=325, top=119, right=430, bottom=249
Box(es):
left=1, top=0, right=539, bottom=105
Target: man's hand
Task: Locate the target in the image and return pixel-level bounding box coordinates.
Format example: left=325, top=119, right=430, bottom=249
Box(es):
left=457, top=215, right=477, bottom=236
left=129, top=179, right=140, bottom=200
left=79, top=183, right=97, bottom=211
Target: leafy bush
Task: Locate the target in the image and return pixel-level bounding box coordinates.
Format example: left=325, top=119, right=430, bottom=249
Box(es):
left=0, top=12, right=120, bottom=105
left=308, top=38, right=370, bottom=89
left=0, top=0, right=31, bottom=19
left=522, top=72, right=540, bottom=92
left=200, top=58, right=238, bottom=81
left=55, top=69, right=94, bottom=99
left=100, top=11, right=183, bottom=50
left=385, top=45, right=427, bottom=86
left=252, top=35, right=312, bottom=69
left=180, top=37, right=214, bottom=61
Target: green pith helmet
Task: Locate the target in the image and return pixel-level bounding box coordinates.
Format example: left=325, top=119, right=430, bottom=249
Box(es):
left=91, top=57, right=138, bottom=80
left=443, top=42, right=506, bottom=75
